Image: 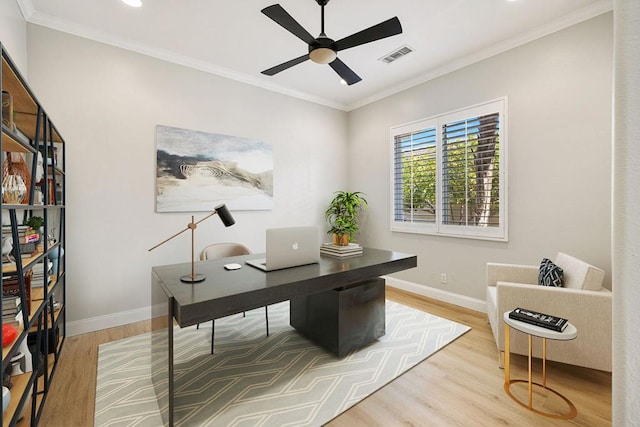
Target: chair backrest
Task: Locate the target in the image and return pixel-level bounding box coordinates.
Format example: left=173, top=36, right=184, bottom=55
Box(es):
left=200, top=242, right=251, bottom=261
left=554, top=252, right=605, bottom=291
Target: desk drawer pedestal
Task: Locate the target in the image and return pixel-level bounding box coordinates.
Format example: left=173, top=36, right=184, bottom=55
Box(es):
left=290, top=278, right=385, bottom=357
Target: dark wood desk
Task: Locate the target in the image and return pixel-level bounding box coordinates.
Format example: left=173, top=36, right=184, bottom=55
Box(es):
left=151, top=247, right=416, bottom=426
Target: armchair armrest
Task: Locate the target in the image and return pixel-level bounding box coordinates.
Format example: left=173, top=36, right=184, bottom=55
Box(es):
left=486, top=262, right=539, bottom=287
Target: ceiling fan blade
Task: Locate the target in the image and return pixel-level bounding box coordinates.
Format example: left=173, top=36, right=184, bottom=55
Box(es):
left=334, top=17, right=402, bottom=52
left=261, top=4, right=316, bottom=45
left=261, top=54, right=310, bottom=76
left=329, top=58, right=362, bottom=85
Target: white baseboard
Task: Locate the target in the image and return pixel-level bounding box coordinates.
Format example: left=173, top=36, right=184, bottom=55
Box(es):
left=385, top=276, right=487, bottom=313
left=67, top=303, right=167, bottom=337
left=68, top=280, right=485, bottom=336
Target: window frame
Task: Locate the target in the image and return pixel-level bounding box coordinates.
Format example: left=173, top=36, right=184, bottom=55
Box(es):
left=389, top=98, right=508, bottom=242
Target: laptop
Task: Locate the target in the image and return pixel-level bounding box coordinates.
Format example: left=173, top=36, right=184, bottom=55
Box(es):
left=246, top=226, right=320, bottom=271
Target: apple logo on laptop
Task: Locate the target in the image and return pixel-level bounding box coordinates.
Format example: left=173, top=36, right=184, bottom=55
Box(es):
left=292, top=241, right=299, bottom=251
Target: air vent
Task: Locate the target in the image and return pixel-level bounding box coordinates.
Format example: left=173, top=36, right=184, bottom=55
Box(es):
left=379, top=45, right=414, bottom=64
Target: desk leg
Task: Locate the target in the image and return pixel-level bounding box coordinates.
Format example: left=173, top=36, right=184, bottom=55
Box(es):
left=151, top=294, right=174, bottom=427
left=528, top=334, right=533, bottom=409
left=290, top=278, right=385, bottom=357
left=168, top=299, right=174, bottom=426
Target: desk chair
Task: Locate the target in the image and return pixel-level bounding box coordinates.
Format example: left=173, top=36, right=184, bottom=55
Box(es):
left=197, top=242, right=269, bottom=354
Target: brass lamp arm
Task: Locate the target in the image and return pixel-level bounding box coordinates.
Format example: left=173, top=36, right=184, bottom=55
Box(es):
left=147, top=210, right=219, bottom=252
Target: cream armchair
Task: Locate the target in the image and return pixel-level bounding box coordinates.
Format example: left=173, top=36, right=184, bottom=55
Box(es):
left=486, top=252, right=611, bottom=372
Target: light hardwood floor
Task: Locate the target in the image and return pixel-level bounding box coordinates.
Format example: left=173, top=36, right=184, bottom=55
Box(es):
left=38, top=288, right=611, bottom=426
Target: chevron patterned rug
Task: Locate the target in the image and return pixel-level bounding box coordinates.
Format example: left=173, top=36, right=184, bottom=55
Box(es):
left=95, top=300, right=469, bottom=426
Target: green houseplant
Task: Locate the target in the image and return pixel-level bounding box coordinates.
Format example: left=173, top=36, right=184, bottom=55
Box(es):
left=25, top=216, right=44, bottom=231
left=24, top=215, right=45, bottom=244
left=325, top=191, right=368, bottom=245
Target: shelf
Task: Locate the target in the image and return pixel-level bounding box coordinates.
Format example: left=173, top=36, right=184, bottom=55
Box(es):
left=1, top=247, right=45, bottom=275
left=1, top=58, right=38, bottom=121
left=2, top=43, right=66, bottom=427
left=2, top=370, right=32, bottom=427
left=1, top=326, right=25, bottom=361
left=30, top=274, right=60, bottom=303
left=1, top=126, right=33, bottom=153
left=2, top=56, right=62, bottom=145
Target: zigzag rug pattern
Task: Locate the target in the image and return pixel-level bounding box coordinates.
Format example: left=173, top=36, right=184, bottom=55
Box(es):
left=95, top=301, right=470, bottom=426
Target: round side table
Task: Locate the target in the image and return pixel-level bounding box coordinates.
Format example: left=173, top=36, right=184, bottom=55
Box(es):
left=503, top=311, right=578, bottom=419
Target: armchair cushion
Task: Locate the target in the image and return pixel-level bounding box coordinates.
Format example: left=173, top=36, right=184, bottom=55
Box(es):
left=538, top=258, right=564, bottom=287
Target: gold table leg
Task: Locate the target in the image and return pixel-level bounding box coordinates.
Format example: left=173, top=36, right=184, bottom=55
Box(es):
left=542, top=337, right=547, bottom=387
left=503, top=324, right=578, bottom=419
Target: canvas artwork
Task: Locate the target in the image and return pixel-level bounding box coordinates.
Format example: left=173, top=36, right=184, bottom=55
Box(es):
left=155, top=125, right=273, bottom=212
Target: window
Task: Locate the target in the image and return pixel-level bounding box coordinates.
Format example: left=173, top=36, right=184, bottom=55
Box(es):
left=391, top=99, right=507, bottom=241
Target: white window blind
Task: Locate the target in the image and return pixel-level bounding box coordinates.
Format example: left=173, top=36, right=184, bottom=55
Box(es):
left=390, top=99, right=507, bottom=241
left=393, top=126, right=437, bottom=224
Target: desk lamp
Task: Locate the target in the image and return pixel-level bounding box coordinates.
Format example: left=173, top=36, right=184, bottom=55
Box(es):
left=148, top=204, right=235, bottom=283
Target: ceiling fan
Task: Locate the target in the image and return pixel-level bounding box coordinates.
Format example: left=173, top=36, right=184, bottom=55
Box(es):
left=261, top=0, right=402, bottom=85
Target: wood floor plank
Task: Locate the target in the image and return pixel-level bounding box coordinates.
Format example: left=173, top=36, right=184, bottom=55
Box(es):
left=37, top=288, right=611, bottom=426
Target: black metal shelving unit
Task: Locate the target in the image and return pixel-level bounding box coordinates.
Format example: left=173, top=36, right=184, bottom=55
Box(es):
left=1, top=44, right=66, bottom=427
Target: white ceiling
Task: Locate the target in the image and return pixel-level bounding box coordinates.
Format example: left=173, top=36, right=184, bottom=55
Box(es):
left=21, top=0, right=612, bottom=111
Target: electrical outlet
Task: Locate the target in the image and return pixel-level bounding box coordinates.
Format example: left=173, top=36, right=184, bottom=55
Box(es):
left=440, top=273, right=447, bottom=284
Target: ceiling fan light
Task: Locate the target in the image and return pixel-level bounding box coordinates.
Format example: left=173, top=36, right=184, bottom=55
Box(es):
left=309, top=48, right=337, bottom=64
left=122, top=0, right=142, bottom=7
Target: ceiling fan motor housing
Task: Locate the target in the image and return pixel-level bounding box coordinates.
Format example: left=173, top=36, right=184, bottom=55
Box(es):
left=309, top=37, right=337, bottom=64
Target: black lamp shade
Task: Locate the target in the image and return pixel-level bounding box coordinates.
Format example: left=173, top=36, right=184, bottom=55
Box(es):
left=215, top=204, right=235, bottom=227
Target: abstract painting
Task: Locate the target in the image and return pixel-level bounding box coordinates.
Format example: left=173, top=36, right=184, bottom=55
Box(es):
left=155, top=125, right=273, bottom=212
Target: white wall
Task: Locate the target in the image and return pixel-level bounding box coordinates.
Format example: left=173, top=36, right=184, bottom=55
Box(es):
left=0, top=0, right=27, bottom=72
left=612, top=0, right=640, bottom=423
left=25, top=25, right=349, bottom=334
left=348, top=13, right=613, bottom=303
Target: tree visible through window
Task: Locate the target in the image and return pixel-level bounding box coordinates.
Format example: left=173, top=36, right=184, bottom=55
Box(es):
left=391, top=99, right=506, bottom=240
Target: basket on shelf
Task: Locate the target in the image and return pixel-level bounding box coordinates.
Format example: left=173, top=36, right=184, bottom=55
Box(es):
left=18, top=241, right=37, bottom=255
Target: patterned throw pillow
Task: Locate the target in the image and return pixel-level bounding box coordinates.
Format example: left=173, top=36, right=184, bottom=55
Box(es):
left=538, top=258, right=564, bottom=287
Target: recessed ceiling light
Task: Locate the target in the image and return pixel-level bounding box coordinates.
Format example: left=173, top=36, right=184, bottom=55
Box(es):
left=339, top=79, right=348, bottom=85
left=122, top=0, right=142, bottom=7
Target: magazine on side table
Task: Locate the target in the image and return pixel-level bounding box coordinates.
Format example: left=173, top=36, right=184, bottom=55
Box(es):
left=508, top=307, right=569, bottom=332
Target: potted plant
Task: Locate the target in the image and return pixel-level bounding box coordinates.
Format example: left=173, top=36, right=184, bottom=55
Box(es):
left=25, top=216, right=44, bottom=242
left=325, top=191, right=368, bottom=246
left=25, top=216, right=44, bottom=231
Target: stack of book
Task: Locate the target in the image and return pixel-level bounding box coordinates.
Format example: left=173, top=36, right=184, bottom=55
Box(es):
left=320, top=242, right=363, bottom=258
left=509, top=307, right=569, bottom=332
left=31, top=259, right=53, bottom=288
left=2, top=272, right=31, bottom=316
left=2, top=225, right=39, bottom=261
left=2, top=295, right=23, bottom=328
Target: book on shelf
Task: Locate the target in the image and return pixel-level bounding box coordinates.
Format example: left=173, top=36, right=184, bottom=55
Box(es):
left=508, top=307, right=569, bottom=332
left=2, top=295, right=20, bottom=312
left=2, top=295, right=21, bottom=312
left=2, top=309, right=24, bottom=328
left=2, top=272, right=32, bottom=315
left=2, top=303, right=22, bottom=317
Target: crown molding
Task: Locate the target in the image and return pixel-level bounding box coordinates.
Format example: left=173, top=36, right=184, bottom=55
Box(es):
left=16, top=0, right=34, bottom=21
left=21, top=0, right=612, bottom=113
left=23, top=8, right=350, bottom=111
left=346, top=0, right=613, bottom=111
